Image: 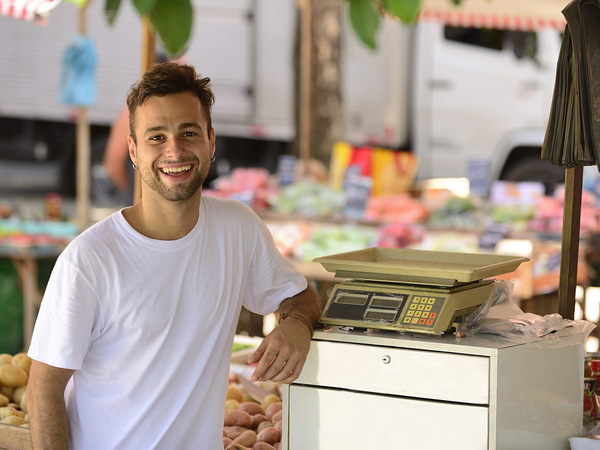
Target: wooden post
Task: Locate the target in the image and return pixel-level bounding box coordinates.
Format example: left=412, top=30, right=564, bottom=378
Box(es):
left=133, top=19, right=156, bottom=204
left=76, top=4, right=90, bottom=232
left=298, top=0, right=313, bottom=174
left=558, top=166, right=583, bottom=320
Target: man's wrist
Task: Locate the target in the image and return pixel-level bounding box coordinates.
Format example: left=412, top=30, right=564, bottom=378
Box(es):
left=278, top=312, right=315, bottom=338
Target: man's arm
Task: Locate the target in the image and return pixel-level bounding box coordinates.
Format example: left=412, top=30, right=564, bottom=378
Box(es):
left=28, top=360, right=74, bottom=450
left=247, top=283, right=321, bottom=384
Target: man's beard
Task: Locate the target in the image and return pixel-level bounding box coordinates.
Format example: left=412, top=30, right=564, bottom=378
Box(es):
left=139, top=157, right=209, bottom=202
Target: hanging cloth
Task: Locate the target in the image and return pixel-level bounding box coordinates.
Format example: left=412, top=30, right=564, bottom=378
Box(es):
left=0, top=0, right=63, bottom=22
left=58, top=35, right=97, bottom=106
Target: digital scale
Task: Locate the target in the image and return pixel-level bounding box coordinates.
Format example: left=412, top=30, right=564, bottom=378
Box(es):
left=314, top=247, right=529, bottom=335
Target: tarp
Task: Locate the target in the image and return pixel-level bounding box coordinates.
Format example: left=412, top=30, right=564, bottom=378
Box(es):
left=0, top=0, right=62, bottom=22
left=420, top=0, right=570, bottom=30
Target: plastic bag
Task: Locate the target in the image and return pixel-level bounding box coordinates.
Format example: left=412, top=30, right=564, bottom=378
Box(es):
left=456, top=280, right=596, bottom=348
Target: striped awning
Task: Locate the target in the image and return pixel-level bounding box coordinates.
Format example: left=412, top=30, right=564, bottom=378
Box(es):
left=0, top=0, right=63, bottom=22
left=420, top=0, right=570, bottom=30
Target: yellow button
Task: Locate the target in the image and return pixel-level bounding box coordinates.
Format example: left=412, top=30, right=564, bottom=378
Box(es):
left=407, top=310, right=414, bottom=316
left=413, top=296, right=421, bottom=303
left=414, top=311, right=421, bottom=318
left=428, top=298, right=436, bottom=304
left=420, top=297, right=428, bottom=304
left=425, top=305, right=432, bottom=311
left=403, top=317, right=411, bottom=323
left=417, top=304, right=425, bottom=310
left=411, top=318, right=419, bottom=324
left=410, top=304, right=417, bottom=310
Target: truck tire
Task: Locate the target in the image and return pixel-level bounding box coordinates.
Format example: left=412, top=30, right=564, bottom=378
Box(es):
left=501, top=156, right=565, bottom=195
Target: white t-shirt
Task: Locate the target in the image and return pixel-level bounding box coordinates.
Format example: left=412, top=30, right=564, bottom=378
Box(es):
left=28, top=196, right=307, bottom=450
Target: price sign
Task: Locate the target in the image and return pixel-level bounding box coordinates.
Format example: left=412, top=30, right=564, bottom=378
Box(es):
left=479, top=223, right=510, bottom=250
left=344, top=172, right=373, bottom=220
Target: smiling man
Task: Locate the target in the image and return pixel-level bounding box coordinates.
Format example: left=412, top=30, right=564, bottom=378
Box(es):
left=26, top=63, right=321, bottom=450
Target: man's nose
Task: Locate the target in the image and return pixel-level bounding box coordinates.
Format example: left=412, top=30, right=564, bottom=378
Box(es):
left=163, top=137, right=185, bottom=159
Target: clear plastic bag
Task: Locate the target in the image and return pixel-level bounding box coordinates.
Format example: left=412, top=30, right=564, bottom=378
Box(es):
left=456, top=280, right=596, bottom=348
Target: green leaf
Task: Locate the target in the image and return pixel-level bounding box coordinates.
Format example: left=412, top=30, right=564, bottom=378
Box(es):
left=348, top=0, right=380, bottom=50
left=153, top=0, right=193, bottom=55
left=105, top=0, right=121, bottom=26
left=382, top=0, right=420, bottom=23
left=132, top=0, right=157, bottom=16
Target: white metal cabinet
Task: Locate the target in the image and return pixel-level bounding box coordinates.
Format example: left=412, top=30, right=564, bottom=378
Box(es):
left=282, top=327, right=583, bottom=450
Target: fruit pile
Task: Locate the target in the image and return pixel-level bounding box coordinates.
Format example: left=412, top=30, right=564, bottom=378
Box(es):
left=0, top=352, right=31, bottom=428
left=223, top=373, right=283, bottom=450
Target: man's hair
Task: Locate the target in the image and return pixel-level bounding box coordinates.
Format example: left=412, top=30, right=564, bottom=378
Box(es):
left=127, top=63, right=215, bottom=144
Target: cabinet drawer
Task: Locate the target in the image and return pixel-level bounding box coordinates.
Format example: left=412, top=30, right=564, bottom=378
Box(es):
left=288, top=385, right=489, bottom=450
left=295, top=340, right=490, bottom=404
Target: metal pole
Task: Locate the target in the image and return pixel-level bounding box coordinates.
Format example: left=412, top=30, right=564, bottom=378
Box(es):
left=76, top=4, right=90, bottom=231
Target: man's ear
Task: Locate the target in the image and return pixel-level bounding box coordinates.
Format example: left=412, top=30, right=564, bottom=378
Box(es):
left=127, top=135, right=137, bottom=166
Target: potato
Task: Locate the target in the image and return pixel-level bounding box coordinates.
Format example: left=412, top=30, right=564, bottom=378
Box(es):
left=0, top=394, right=8, bottom=408
left=227, top=385, right=243, bottom=403
left=253, top=443, right=276, bottom=450
left=20, top=392, right=27, bottom=414
left=227, top=430, right=256, bottom=449
left=238, top=402, right=266, bottom=416
left=274, top=421, right=282, bottom=433
left=265, top=402, right=282, bottom=421
left=0, top=354, right=12, bottom=365
left=11, top=354, right=32, bottom=375
left=1, top=415, right=25, bottom=426
left=0, top=364, right=28, bottom=387
left=261, top=394, right=280, bottom=410
left=20, top=423, right=30, bottom=428
left=228, top=432, right=243, bottom=441
left=256, top=421, right=273, bottom=433
left=0, top=407, right=17, bottom=420
left=0, top=385, right=14, bottom=401
left=250, top=414, right=268, bottom=429
left=224, top=426, right=249, bottom=437
left=12, top=386, right=26, bottom=406
left=223, top=437, right=233, bottom=448
left=15, top=410, right=26, bottom=419
left=273, top=443, right=281, bottom=450
left=225, top=399, right=240, bottom=410
left=271, top=410, right=282, bottom=423
left=256, top=427, right=280, bottom=445
left=241, top=393, right=256, bottom=404
left=224, top=409, right=252, bottom=428
left=227, top=446, right=252, bottom=450
left=229, top=372, right=240, bottom=384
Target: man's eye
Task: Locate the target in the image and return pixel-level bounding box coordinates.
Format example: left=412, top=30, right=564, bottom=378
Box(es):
left=150, top=135, right=164, bottom=141
left=182, top=131, right=196, bottom=137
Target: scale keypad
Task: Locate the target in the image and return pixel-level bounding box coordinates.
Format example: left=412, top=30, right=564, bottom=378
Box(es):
left=401, top=295, right=444, bottom=328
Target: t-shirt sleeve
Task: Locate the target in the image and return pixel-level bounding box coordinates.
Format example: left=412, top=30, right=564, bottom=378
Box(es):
left=28, top=254, right=99, bottom=370
left=243, top=217, right=307, bottom=316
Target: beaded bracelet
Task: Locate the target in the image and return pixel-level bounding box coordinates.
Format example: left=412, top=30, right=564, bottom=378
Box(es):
left=278, top=312, right=315, bottom=338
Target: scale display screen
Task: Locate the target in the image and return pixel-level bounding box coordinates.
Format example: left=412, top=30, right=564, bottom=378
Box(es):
left=323, top=288, right=409, bottom=324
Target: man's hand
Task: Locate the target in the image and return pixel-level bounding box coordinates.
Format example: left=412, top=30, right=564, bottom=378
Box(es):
left=247, top=284, right=321, bottom=384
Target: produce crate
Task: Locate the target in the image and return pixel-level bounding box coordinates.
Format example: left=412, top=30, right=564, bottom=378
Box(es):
left=0, top=423, right=32, bottom=450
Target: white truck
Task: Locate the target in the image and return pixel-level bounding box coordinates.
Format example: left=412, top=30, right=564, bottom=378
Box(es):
left=0, top=0, right=565, bottom=198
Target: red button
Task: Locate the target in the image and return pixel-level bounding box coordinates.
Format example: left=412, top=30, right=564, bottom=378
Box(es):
left=426, top=319, right=434, bottom=326
left=429, top=312, right=437, bottom=319
left=418, top=318, right=426, bottom=325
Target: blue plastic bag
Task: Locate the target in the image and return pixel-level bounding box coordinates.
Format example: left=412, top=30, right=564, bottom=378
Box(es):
left=58, top=35, right=97, bottom=106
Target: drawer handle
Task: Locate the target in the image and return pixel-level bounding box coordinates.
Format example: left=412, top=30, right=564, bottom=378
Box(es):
left=382, top=355, right=391, bottom=364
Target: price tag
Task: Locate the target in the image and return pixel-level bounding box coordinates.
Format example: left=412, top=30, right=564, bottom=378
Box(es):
left=344, top=172, right=373, bottom=220
left=478, top=223, right=510, bottom=250
left=276, top=155, right=297, bottom=186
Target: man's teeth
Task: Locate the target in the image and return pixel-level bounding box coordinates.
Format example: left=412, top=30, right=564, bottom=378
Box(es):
left=161, top=165, right=191, bottom=174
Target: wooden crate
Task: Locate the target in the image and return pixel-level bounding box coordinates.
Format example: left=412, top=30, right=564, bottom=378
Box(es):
left=0, top=423, right=32, bottom=450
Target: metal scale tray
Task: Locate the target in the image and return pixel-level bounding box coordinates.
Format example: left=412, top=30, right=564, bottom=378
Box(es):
left=314, top=247, right=529, bottom=286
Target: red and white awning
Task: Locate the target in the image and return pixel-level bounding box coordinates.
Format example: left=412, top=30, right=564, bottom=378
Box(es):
left=419, top=0, right=569, bottom=30
left=0, top=0, right=62, bottom=22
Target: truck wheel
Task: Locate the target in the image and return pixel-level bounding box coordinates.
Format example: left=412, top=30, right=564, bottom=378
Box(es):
left=501, top=157, right=565, bottom=195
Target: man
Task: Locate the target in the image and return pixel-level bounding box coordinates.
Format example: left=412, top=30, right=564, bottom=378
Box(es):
left=27, top=62, right=321, bottom=450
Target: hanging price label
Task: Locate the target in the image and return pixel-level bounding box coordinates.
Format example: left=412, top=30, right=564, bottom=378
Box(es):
left=344, top=172, right=373, bottom=220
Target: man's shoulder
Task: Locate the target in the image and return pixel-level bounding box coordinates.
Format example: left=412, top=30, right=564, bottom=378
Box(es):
left=202, top=195, right=260, bottom=221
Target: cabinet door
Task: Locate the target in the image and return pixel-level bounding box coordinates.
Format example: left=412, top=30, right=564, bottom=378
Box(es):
left=287, top=385, right=489, bottom=450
